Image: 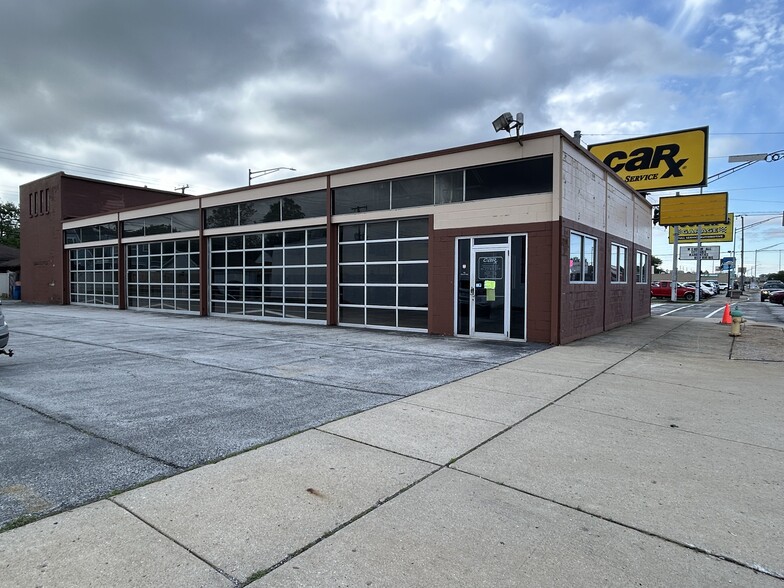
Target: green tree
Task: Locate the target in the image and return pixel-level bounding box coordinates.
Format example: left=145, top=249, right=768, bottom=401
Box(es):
left=651, top=256, right=664, bottom=274
left=0, top=202, right=20, bottom=248
left=766, top=270, right=784, bottom=282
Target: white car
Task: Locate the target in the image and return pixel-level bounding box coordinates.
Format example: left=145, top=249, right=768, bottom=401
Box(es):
left=0, top=300, right=10, bottom=355
left=701, top=280, right=718, bottom=294
left=683, top=282, right=714, bottom=298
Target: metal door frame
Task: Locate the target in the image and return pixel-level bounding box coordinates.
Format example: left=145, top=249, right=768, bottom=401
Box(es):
left=469, top=242, right=511, bottom=339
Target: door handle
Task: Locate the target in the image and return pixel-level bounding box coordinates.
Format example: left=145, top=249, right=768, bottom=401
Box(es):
left=470, top=287, right=475, bottom=297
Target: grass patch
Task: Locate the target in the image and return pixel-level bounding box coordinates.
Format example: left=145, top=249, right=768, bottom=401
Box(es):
left=1, top=513, right=40, bottom=533
left=244, top=568, right=268, bottom=584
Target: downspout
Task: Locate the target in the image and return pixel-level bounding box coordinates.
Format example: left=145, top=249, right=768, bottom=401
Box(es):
left=117, top=212, right=126, bottom=310
left=199, top=197, right=208, bottom=317
left=325, top=175, right=338, bottom=326
left=603, top=174, right=609, bottom=331
left=550, top=139, right=563, bottom=345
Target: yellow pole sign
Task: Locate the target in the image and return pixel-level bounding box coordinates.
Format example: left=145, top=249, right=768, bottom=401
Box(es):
left=668, top=213, right=735, bottom=244
left=588, top=127, right=708, bottom=191
left=659, top=192, right=728, bottom=226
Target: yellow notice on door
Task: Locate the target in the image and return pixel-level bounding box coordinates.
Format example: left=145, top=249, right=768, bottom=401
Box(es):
left=484, top=280, right=496, bottom=301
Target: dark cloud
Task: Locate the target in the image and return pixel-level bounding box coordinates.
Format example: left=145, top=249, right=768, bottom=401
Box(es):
left=0, top=0, right=772, bottom=204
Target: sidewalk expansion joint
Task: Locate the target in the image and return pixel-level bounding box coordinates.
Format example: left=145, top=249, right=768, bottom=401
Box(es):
left=242, top=467, right=443, bottom=584
left=272, top=346, right=643, bottom=579
left=395, top=399, right=508, bottom=426
left=109, top=499, right=243, bottom=588
left=441, top=346, right=639, bottom=467
left=555, top=405, right=784, bottom=454
left=316, top=428, right=444, bottom=468
left=0, top=393, right=183, bottom=471
left=452, top=470, right=784, bottom=582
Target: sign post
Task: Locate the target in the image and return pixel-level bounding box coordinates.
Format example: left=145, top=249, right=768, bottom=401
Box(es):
left=696, top=224, right=703, bottom=301
left=672, top=227, right=679, bottom=302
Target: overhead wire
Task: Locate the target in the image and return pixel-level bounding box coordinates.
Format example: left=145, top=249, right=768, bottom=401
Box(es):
left=0, top=146, right=161, bottom=185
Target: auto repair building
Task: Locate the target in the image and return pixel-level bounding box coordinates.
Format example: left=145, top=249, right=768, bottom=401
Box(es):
left=19, top=129, right=652, bottom=344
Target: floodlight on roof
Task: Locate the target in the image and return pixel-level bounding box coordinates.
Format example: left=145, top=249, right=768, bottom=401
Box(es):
left=492, top=112, right=515, bottom=133
left=492, top=112, right=524, bottom=144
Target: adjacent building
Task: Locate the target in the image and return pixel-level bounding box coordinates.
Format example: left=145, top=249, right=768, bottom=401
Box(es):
left=19, top=130, right=652, bottom=344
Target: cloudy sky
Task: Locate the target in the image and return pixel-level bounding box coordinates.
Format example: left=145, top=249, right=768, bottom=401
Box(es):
left=1, top=0, right=782, bottom=273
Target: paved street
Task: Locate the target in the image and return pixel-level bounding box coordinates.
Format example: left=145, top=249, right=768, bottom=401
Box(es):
left=651, top=288, right=784, bottom=324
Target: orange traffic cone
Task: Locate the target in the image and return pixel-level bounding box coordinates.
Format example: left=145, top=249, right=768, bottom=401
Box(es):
left=720, top=304, right=732, bottom=325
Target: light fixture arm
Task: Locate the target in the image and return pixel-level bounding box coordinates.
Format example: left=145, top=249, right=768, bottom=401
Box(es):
left=249, top=167, right=296, bottom=186
left=707, top=149, right=783, bottom=184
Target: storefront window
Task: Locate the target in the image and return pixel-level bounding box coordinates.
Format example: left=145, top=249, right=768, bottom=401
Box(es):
left=569, top=232, right=597, bottom=283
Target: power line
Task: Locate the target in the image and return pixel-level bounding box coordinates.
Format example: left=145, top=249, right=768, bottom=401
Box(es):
left=582, top=132, right=784, bottom=137
left=0, top=146, right=161, bottom=184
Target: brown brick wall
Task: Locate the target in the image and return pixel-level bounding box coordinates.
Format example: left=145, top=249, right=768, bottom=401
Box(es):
left=632, top=248, right=653, bottom=322
left=20, top=176, right=66, bottom=304
left=559, top=219, right=605, bottom=344
left=559, top=219, right=651, bottom=344
left=60, top=176, right=184, bottom=220
left=429, top=220, right=557, bottom=344
left=19, top=173, right=184, bottom=305
left=604, top=234, right=634, bottom=331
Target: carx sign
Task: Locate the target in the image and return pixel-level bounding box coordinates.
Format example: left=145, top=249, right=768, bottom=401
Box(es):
left=588, top=127, right=708, bottom=192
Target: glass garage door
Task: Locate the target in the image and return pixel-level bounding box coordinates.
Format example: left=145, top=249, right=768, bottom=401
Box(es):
left=210, top=227, right=327, bottom=322
left=338, top=217, right=428, bottom=331
left=126, top=239, right=200, bottom=313
left=69, top=246, right=119, bottom=306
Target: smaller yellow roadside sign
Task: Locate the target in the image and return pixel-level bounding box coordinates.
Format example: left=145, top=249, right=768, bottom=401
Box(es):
left=659, top=192, right=728, bottom=226
left=588, top=127, right=708, bottom=191
left=668, top=213, right=735, bottom=244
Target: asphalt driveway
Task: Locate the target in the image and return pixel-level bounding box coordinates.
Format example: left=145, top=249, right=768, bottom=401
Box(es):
left=0, top=303, right=546, bottom=527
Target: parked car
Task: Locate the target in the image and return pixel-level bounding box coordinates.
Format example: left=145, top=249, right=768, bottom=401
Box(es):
left=760, top=280, right=784, bottom=302
left=702, top=280, right=721, bottom=294
left=769, top=290, right=784, bottom=305
left=683, top=282, right=714, bottom=298
left=0, top=300, right=10, bottom=354
left=651, top=281, right=696, bottom=301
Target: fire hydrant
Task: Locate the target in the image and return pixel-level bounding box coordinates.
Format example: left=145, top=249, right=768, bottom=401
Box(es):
left=729, top=305, right=744, bottom=337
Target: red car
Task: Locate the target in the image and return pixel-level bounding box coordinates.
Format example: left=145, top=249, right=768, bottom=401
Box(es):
left=769, top=290, right=784, bottom=305
left=650, top=281, right=696, bottom=301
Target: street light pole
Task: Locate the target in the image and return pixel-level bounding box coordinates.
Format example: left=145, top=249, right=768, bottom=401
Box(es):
left=248, top=167, right=296, bottom=186
left=753, top=242, right=784, bottom=279
left=740, top=215, right=745, bottom=292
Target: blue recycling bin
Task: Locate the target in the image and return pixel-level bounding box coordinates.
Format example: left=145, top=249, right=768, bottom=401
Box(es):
left=11, top=284, right=20, bottom=300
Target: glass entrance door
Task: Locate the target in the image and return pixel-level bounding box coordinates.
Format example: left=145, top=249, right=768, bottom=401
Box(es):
left=470, top=245, right=510, bottom=338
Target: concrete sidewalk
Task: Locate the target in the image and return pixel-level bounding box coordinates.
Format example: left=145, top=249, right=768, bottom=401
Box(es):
left=1, top=316, right=783, bottom=587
